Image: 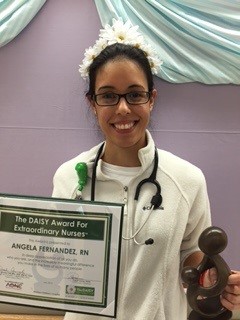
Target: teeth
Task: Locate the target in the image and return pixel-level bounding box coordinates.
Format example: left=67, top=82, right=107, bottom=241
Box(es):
left=115, top=122, right=134, bottom=130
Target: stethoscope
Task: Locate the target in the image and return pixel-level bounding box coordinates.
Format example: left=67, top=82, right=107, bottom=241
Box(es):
left=89, top=142, right=163, bottom=245
left=91, top=142, right=162, bottom=207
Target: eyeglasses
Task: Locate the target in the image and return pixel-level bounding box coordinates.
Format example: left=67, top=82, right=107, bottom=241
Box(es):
left=93, top=91, right=151, bottom=106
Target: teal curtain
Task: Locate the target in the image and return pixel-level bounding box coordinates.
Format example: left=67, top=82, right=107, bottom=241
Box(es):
left=0, top=0, right=47, bottom=47
left=94, top=0, right=240, bottom=84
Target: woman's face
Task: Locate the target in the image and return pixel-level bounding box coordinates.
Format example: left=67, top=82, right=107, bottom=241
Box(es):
left=91, top=59, right=156, bottom=152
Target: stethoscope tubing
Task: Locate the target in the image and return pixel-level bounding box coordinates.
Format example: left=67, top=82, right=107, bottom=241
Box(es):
left=91, top=142, right=105, bottom=201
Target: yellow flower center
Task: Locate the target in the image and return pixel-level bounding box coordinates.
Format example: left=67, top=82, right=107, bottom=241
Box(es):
left=118, top=35, right=125, bottom=41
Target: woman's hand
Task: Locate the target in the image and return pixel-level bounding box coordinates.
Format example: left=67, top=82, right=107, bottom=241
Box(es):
left=203, top=269, right=240, bottom=311
left=221, top=271, right=240, bottom=311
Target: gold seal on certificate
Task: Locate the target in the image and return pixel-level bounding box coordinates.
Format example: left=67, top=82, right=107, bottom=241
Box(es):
left=0, top=194, right=123, bottom=318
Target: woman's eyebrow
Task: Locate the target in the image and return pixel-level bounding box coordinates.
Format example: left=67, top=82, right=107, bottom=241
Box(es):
left=97, top=84, right=145, bottom=92
left=97, top=86, right=115, bottom=92
left=128, top=84, right=145, bottom=90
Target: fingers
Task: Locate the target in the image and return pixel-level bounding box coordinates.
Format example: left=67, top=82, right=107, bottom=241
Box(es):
left=221, top=293, right=240, bottom=311
left=225, top=284, right=240, bottom=295
left=209, top=268, right=218, bottom=284
left=221, top=271, right=240, bottom=311
left=202, top=268, right=217, bottom=287
left=227, top=271, right=240, bottom=286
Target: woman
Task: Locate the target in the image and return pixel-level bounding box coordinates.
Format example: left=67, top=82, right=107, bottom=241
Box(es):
left=52, top=19, right=240, bottom=320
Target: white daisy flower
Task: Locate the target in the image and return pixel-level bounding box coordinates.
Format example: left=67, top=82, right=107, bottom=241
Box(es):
left=100, top=18, right=140, bottom=44
left=149, top=56, right=162, bottom=75
left=79, top=61, right=90, bottom=79
left=84, top=45, right=99, bottom=61
left=79, top=18, right=163, bottom=80
left=95, top=38, right=108, bottom=51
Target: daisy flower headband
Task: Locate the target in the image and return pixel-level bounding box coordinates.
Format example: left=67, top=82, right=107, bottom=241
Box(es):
left=79, top=18, right=162, bottom=80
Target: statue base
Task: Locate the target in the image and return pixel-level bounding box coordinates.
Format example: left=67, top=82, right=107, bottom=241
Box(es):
left=189, top=309, right=232, bottom=320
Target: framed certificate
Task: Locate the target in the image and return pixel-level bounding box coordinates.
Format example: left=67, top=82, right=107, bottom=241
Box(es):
left=0, top=194, right=124, bottom=318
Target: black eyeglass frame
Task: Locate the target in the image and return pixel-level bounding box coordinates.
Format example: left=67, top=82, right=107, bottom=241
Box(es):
left=92, top=91, right=151, bottom=106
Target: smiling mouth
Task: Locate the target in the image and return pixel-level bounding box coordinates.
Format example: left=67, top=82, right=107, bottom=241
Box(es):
left=113, top=121, right=136, bottom=130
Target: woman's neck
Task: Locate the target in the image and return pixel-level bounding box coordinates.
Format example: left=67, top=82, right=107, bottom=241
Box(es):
left=102, top=144, right=142, bottom=167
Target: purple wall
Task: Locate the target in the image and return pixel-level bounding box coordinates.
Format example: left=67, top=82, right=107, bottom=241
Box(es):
left=1, top=0, right=240, bottom=269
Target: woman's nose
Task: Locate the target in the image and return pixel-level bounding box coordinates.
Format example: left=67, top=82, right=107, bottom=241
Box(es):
left=115, top=97, right=131, bottom=115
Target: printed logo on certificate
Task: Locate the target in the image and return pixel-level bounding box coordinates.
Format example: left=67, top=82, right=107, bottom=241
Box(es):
left=0, top=194, right=124, bottom=318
